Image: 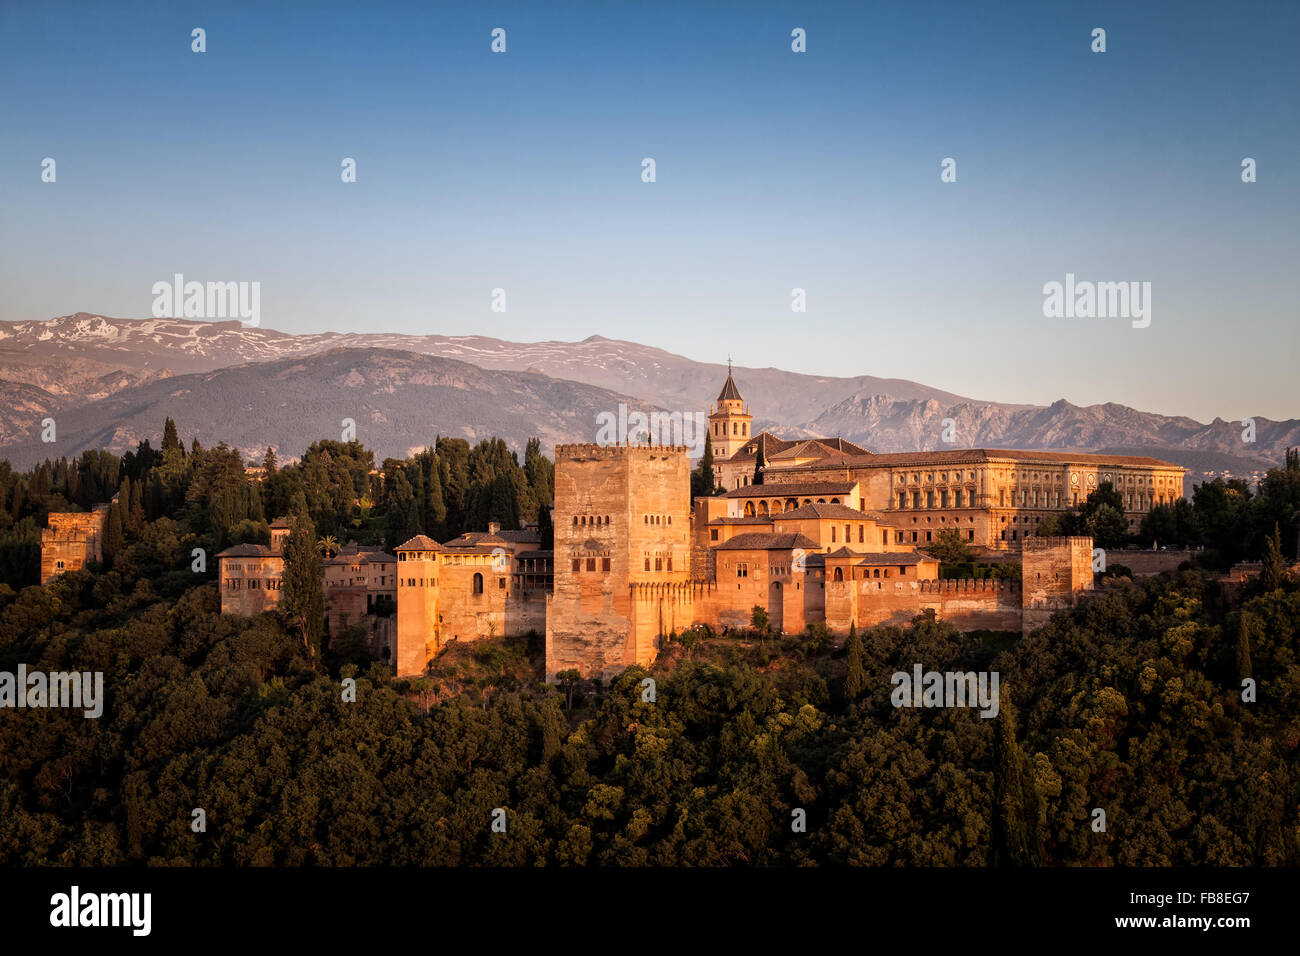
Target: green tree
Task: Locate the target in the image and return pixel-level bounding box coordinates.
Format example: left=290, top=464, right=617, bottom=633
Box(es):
left=691, top=433, right=718, bottom=500
left=281, top=512, right=325, bottom=665
left=1236, top=613, right=1257, bottom=681
left=101, top=501, right=124, bottom=566
left=843, top=623, right=865, bottom=700
left=1087, top=503, right=1129, bottom=549
left=556, top=669, right=581, bottom=711
left=752, top=441, right=765, bottom=487
left=161, top=417, right=181, bottom=455
left=928, top=528, right=974, bottom=565
left=1261, top=523, right=1285, bottom=591
left=989, top=701, right=1043, bottom=867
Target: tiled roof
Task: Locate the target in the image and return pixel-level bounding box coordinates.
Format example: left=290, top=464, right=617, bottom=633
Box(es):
left=723, top=481, right=857, bottom=499
left=724, top=433, right=869, bottom=465
left=776, top=502, right=887, bottom=522
left=770, top=438, right=871, bottom=461
left=714, top=532, right=821, bottom=552
left=396, top=535, right=443, bottom=551
left=216, top=543, right=276, bottom=558
left=498, top=529, right=541, bottom=543
left=774, top=448, right=1184, bottom=469
left=825, top=550, right=929, bottom=565
left=443, top=532, right=511, bottom=548
left=717, top=373, right=744, bottom=402
left=328, top=550, right=395, bottom=565
left=708, top=516, right=775, bottom=526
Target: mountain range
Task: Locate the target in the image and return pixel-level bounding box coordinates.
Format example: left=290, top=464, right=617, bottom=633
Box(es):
left=0, top=313, right=1293, bottom=484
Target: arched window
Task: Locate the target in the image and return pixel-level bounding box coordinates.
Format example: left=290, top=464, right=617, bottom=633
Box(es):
left=472, top=572, right=483, bottom=594
left=833, top=566, right=843, bottom=581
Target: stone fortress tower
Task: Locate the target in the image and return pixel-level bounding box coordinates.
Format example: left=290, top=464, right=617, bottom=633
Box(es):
left=545, top=441, right=691, bottom=680
left=40, top=503, right=110, bottom=584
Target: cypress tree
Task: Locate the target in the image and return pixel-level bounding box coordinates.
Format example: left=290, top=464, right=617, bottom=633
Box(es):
left=538, top=503, right=554, bottom=550
left=281, top=511, right=325, bottom=666
left=1236, top=613, right=1256, bottom=682
left=989, top=701, right=1044, bottom=867
left=161, top=417, right=180, bottom=454
left=102, top=501, right=125, bottom=566
left=692, top=433, right=717, bottom=500
left=752, top=439, right=766, bottom=486
left=844, top=623, right=865, bottom=700
left=1261, top=523, right=1285, bottom=591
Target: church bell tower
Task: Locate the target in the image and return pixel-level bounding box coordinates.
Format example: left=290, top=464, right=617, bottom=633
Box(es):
left=708, top=360, right=753, bottom=461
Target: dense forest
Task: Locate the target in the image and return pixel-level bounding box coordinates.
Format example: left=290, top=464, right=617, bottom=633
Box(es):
left=0, top=425, right=1297, bottom=865
left=0, top=418, right=556, bottom=593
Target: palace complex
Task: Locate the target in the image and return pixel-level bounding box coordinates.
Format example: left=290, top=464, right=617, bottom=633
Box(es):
left=40, top=368, right=1188, bottom=683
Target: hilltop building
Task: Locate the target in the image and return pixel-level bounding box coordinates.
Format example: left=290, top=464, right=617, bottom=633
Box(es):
left=394, top=522, right=551, bottom=676
left=40, top=503, right=111, bottom=584
left=708, top=374, right=1185, bottom=547
left=48, top=366, right=1190, bottom=683
left=214, top=518, right=293, bottom=615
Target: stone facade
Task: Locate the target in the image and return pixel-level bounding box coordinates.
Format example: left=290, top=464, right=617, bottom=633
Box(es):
left=324, top=545, right=398, bottom=662
left=709, top=372, right=1186, bottom=548
left=189, top=370, right=1139, bottom=682
left=40, top=505, right=109, bottom=584
left=1020, top=536, right=1096, bottom=635
left=545, top=442, right=691, bottom=681
left=393, top=524, right=551, bottom=677
left=214, top=519, right=292, bottom=616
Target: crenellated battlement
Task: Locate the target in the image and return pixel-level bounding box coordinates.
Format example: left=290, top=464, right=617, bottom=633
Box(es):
left=1023, top=536, right=1093, bottom=551
left=918, top=578, right=1021, bottom=594
left=629, top=581, right=695, bottom=599
left=555, top=442, right=690, bottom=460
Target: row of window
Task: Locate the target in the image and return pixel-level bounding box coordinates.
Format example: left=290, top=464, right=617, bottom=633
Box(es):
left=571, top=557, right=613, bottom=573
left=899, top=470, right=1173, bottom=488
left=224, top=578, right=281, bottom=590
left=566, top=556, right=676, bottom=573
left=894, top=530, right=975, bottom=543
left=899, top=471, right=978, bottom=484
left=739, top=497, right=845, bottom=515
left=899, top=490, right=979, bottom=509
left=832, top=566, right=908, bottom=581
left=402, top=573, right=503, bottom=594
left=827, top=524, right=890, bottom=546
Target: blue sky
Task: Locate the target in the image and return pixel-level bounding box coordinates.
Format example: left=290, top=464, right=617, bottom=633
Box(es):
left=1, top=0, right=1296, bottom=421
